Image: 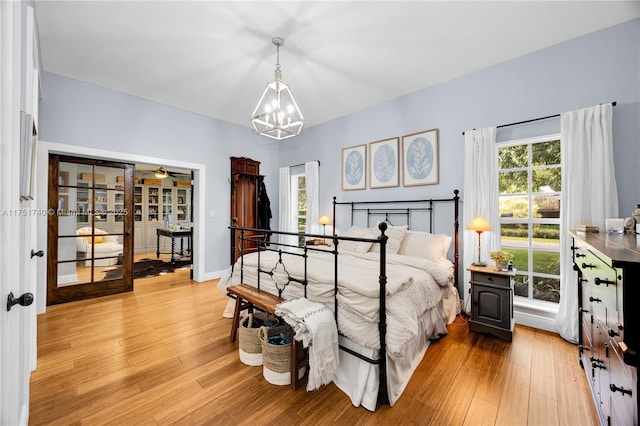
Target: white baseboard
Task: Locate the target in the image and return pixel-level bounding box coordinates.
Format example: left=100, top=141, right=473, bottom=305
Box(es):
left=515, top=310, right=558, bottom=333
left=197, top=269, right=228, bottom=282
left=514, top=302, right=559, bottom=334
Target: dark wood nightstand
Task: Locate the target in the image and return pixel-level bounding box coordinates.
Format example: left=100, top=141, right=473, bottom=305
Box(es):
left=467, top=265, right=515, bottom=341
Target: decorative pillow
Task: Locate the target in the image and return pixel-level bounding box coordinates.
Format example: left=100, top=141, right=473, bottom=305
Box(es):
left=340, top=227, right=376, bottom=253
left=78, top=230, right=105, bottom=244
left=368, top=225, right=407, bottom=254
left=344, top=226, right=370, bottom=238
left=398, top=230, right=452, bottom=261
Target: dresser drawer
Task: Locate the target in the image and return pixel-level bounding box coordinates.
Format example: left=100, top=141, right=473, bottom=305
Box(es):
left=580, top=251, right=618, bottom=312
left=578, top=249, right=617, bottom=282
left=581, top=314, right=593, bottom=350
left=608, top=342, right=635, bottom=426
left=470, top=271, right=510, bottom=287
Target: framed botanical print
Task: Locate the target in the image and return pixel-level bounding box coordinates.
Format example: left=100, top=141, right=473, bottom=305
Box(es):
left=341, top=144, right=366, bottom=190
left=402, top=128, right=439, bottom=186
left=369, top=137, right=399, bottom=189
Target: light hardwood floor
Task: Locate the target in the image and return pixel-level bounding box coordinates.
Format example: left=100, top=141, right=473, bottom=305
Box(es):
left=30, top=270, right=600, bottom=425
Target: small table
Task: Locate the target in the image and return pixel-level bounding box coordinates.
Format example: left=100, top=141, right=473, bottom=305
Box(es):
left=156, top=228, right=191, bottom=264
left=468, top=265, right=515, bottom=341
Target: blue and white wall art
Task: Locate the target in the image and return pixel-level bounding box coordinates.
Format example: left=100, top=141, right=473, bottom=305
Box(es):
left=341, top=144, right=366, bottom=190
left=402, top=128, right=439, bottom=186
left=369, top=137, right=399, bottom=189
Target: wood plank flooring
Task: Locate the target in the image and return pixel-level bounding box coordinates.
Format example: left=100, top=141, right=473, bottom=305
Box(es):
left=30, top=269, right=600, bottom=425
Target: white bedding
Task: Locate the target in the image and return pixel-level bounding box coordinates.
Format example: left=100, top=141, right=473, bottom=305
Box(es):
left=218, top=249, right=453, bottom=361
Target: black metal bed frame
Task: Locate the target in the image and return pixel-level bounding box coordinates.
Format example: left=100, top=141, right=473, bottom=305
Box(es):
left=229, top=189, right=460, bottom=407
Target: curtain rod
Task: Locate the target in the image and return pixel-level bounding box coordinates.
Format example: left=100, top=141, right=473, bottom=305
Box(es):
left=289, top=160, right=320, bottom=168
left=462, top=101, right=617, bottom=135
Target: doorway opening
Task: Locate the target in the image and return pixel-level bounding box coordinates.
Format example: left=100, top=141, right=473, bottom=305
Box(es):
left=132, top=165, right=194, bottom=280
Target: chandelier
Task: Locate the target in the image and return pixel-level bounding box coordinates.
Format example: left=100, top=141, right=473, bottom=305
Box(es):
left=251, top=37, right=304, bottom=140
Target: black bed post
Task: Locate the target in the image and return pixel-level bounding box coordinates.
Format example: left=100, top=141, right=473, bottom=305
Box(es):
left=453, top=189, right=460, bottom=291
left=332, top=196, right=337, bottom=236
left=230, top=217, right=238, bottom=268
left=377, top=222, right=389, bottom=406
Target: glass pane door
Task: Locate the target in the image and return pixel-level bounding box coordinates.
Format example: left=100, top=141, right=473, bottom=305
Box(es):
left=48, top=155, right=134, bottom=305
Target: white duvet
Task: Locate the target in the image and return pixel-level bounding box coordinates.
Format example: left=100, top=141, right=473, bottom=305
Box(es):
left=218, top=249, right=453, bottom=361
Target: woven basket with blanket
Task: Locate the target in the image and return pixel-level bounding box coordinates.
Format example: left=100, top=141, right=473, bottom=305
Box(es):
left=238, top=312, right=279, bottom=366
left=259, top=324, right=305, bottom=385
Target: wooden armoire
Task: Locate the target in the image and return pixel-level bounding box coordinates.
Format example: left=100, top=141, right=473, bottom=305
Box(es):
left=230, top=157, right=262, bottom=262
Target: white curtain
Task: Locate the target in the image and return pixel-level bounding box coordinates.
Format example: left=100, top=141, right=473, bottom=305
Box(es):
left=555, top=103, right=617, bottom=342
left=305, top=161, right=320, bottom=235
left=278, top=166, right=297, bottom=247
left=462, top=127, right=499, bottom=308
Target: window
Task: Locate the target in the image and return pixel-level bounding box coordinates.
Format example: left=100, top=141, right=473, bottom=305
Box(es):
left=291, top=172, right=307, bottom=246
left=498, top=135, right=561, bottom=305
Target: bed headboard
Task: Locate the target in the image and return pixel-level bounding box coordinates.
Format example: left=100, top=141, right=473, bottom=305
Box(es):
left=332, top=189, right=460, bottom=289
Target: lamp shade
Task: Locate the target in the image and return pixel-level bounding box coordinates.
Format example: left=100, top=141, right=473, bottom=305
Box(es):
left=467, top=216, right=491, bottom=233
left=318, top=215, right=331, bottom=226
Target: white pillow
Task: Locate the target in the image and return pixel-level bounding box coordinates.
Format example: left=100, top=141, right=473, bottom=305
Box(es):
left=398, top=230, right=452, bottom=262
left=340, top=227, right=376, bottom=253
left=368, top=225, right=407, bottom=254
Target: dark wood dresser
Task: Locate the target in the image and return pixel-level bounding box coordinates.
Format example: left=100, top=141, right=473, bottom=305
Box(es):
left=571, top=230, right=639, bottom=425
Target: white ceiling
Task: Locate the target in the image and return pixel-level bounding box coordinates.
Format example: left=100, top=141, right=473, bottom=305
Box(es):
left=35, top=1, right=639, bottom=130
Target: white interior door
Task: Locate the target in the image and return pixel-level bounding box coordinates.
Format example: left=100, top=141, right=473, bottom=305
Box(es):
left=1, top=4, right=37, bottom=424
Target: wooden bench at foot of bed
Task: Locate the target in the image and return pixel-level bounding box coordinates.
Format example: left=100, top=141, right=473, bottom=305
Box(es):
left=227, top=284, right=308, bottom=390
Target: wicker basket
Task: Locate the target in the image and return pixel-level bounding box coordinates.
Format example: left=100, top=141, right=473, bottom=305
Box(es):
left=238, top=312, right=280, bottom=366
left=260, top=324, right=305, bottom=385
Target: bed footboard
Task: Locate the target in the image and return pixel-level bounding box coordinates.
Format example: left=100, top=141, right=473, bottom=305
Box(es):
left=228, top=189, right=460, bottom=409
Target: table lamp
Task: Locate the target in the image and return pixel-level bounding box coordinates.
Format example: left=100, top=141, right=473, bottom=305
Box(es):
left=318, top=215, right=331, bottom=237
left=467, top=216, right=491, bottom=266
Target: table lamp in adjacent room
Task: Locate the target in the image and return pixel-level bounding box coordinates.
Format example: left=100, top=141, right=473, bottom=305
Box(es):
left=467, top=216, right=491, bottom=266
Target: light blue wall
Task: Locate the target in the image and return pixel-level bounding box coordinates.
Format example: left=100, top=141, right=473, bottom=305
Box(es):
left=280, top=18, right=640, bottom=281
left=39, top=19, right=640, bottom=279
left=39, top=73, right=281, bottom=274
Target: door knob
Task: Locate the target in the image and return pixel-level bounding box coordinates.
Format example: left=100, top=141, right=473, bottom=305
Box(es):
left=6, top=292, right=34, bottom=311
left=31, top=249, right=44, bottom=258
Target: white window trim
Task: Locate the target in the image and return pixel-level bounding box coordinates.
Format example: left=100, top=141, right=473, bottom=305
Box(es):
left=497, top=133, right=561, bottom=333
left=290, top=171, right=306, bottom=243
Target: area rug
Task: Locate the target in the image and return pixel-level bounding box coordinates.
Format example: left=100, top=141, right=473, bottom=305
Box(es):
left=104, top=258, right=191, bottom=280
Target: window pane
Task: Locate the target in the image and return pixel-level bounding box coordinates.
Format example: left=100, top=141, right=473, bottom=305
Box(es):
left=499, top=171, right=528, bottom=193
left=532, top=193, right=560, bottom=218
left=532, top=224, right=560, bottom=247
left=503, top=247, right=527, bottom=273
left=532, top=168, right=561, bottom=192
left=532, top=250, right=560, bottom=275
left=533, top=276, right=560, bottom=303
left=500, top=223, right=528, bottom=241
left=532, top=140, right=560, bottom=166
left=514, top=274, right=529, bottom=297
left=498, top=145, right=528, bottom=169
left=499, top=195, right=529, bottom=218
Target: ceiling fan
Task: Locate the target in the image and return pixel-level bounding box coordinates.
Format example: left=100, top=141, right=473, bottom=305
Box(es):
left=137, top=166, right=191, bottom=180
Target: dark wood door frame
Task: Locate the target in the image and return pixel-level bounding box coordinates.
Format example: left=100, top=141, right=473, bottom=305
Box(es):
left=47, top=154, right=135, bottom=305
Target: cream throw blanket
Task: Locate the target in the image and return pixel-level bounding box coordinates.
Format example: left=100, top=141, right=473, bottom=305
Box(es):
left=275, top=298, right=339, bottom=392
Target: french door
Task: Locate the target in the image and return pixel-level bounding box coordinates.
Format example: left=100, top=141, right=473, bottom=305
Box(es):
left=47, top=155, right=135, bottom=305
